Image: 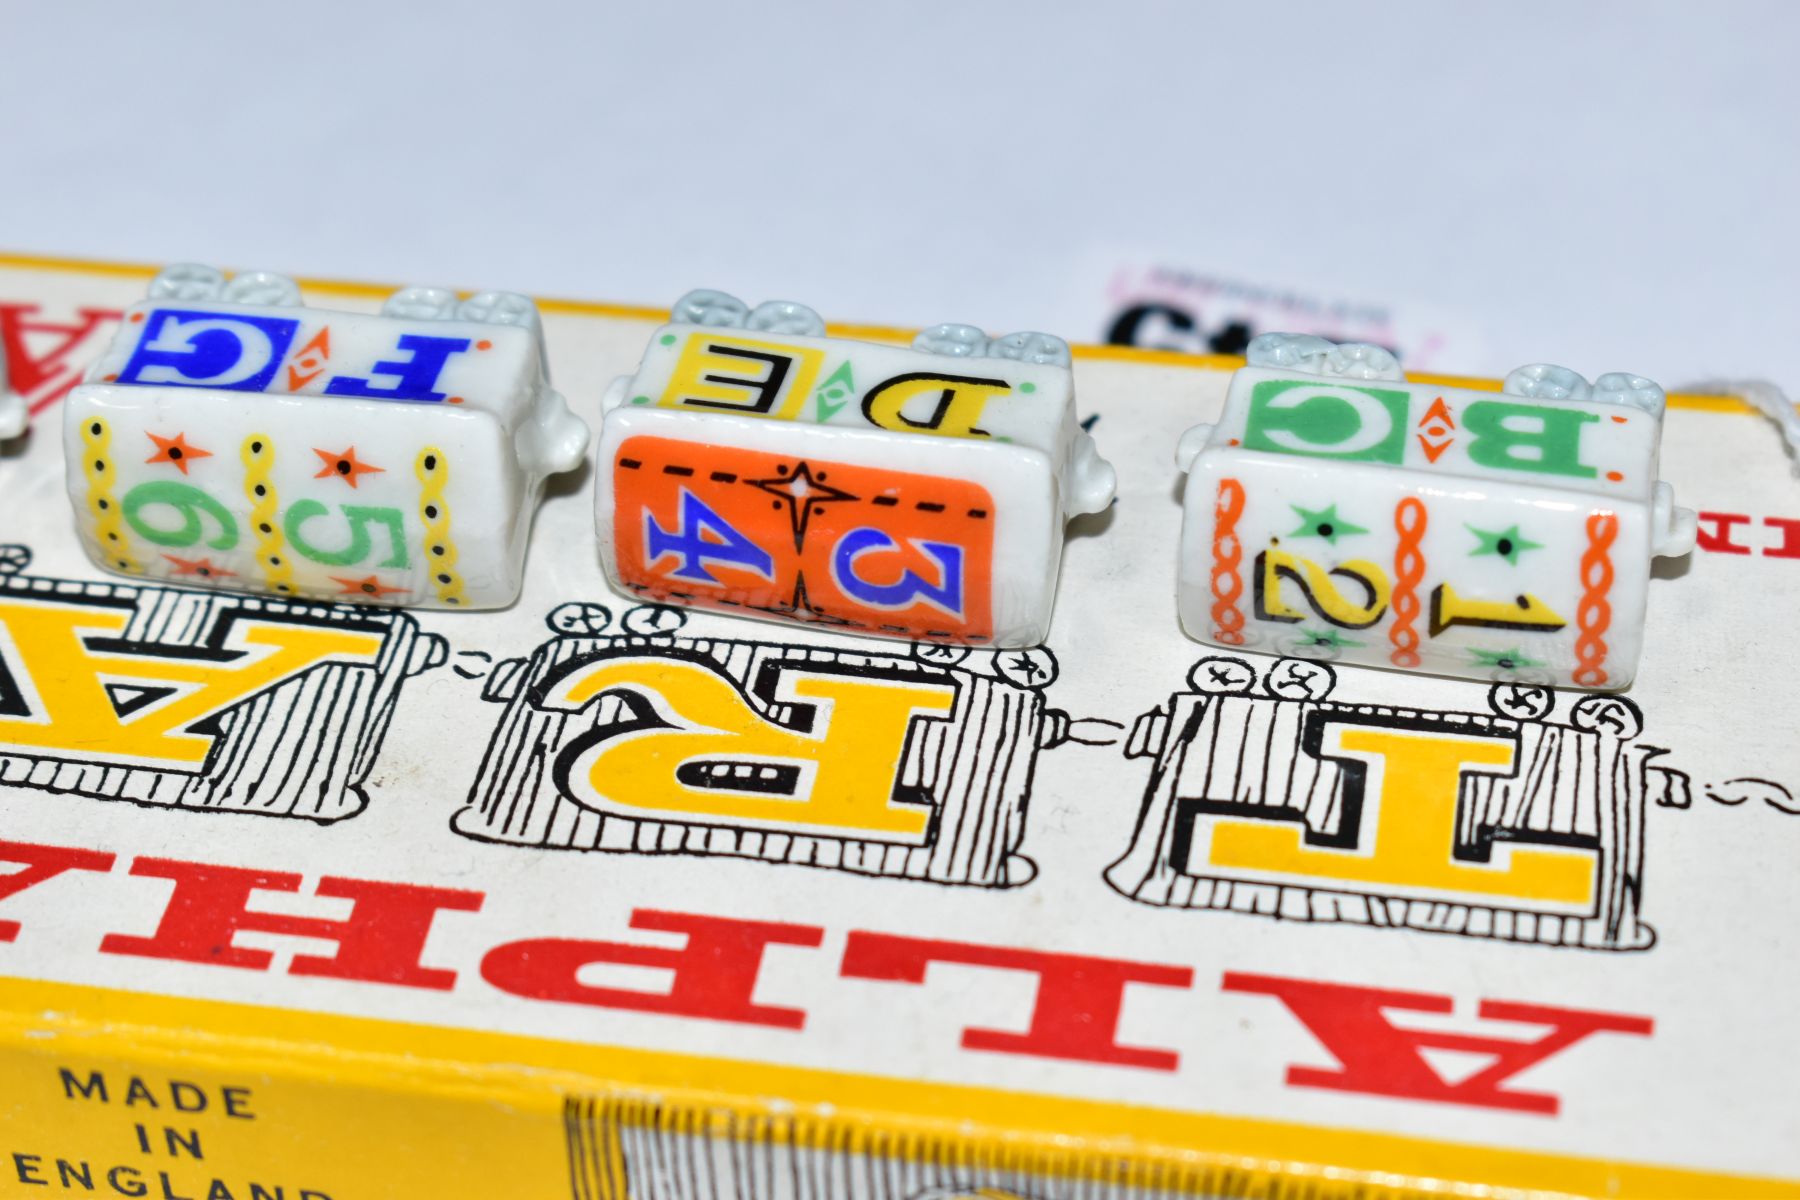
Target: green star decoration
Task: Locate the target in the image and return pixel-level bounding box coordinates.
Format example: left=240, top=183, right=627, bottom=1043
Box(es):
left=1287, top=503, right=1368, bottom=544
left=1469, top=647, right=1544, bottom=669
left=1300, top=627, right=1363, bottom=649
left=1467, top=523, right=1543, bottom=565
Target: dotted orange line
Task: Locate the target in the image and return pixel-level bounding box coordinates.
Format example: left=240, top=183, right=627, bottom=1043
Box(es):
left=1389, top=497, right=1429, bottom=667
left=1210, top=478, right=1247, bottom=645
left=1574, top=511, right=1618, bottom=687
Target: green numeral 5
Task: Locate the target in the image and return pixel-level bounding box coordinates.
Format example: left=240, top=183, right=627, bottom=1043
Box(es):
left=284, top=500, right=410, bottom=568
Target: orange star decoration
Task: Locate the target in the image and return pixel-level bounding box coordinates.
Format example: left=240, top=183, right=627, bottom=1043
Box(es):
left=145, top=432, right=212, bottom=475
left=331, top=574, right=408, bottom=598
left=313, top=446, right=385, bottom=488
left=162, top=554, right=234, bottom=579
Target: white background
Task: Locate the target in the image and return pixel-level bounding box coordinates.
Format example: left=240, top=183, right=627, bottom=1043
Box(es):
left=1, top=0, right=1796, bottom=387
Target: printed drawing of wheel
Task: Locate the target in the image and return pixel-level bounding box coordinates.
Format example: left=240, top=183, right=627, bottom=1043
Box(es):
left=1570, top=694, right=1644, bottom=739
left=1265, top=657, right=1336, bottom=701
left=993, top=647, right=1058, bottom=690
left=910, top=639, right=972, bottom=667
left=1188, top=655, right=1256, bottom=695
left=1487, top=682, right=1554, bottom=721
left=0, top=544, right=30, bottom=575
left=547, top=602, right=613, bottom=637
left=621, top=603, right=689, bottom=636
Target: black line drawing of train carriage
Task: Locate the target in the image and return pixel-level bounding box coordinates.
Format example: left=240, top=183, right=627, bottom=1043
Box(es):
left=564, top=1093, right=1176, bottom=1200
left=455, top=602, right=1112, bottom=887
left=0, top=543, right=445, bottom=821
left=1106, top=654, right=1692, bottom=951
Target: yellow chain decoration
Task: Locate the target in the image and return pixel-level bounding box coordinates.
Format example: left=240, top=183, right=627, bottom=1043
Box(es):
left=416, top=446, right=464, bottom=606
left=79, top=416, right=138, bottom=573
left=242, top=433, right=296, bottom=596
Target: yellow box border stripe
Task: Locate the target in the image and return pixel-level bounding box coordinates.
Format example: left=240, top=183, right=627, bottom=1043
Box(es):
left=0, top=250, right=1759, bottom=416
left=0, top=975, right=1790, bottom=1200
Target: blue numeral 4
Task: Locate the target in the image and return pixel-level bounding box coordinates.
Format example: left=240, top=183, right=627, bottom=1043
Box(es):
left=644, top=490, right=775, bottom=584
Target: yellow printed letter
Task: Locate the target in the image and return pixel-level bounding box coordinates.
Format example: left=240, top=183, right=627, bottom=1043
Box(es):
left=546, top=656, right=956, bottom=842
left=659, top=334, right=824, bottom=421
left=860, top=372, right=1013, bottom=439
left=0, top=594, right=385, bottom=771
left=1203, top=723, right=1597, bottom=910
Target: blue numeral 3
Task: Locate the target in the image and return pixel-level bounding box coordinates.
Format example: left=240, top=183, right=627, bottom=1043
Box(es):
left=832, top=527, right=964, bottom=616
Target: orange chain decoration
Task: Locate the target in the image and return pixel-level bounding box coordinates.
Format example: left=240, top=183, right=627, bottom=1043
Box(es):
left=1574, top=510, right=1618, bottom=687
left=1210, top=478, right=1247, bottom=644
left=1389, top=496, right=1428, bottom=667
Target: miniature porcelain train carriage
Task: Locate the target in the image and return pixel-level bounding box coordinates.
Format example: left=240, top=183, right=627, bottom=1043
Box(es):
left=1176, top=334, right=1697, bottom=689
left=594, top=289, right=1116, bottom=647
left=65, top=264, right=589, bottom=609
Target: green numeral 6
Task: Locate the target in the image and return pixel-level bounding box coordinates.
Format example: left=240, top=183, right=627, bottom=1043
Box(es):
left=122, top=481, right=238, bottom=549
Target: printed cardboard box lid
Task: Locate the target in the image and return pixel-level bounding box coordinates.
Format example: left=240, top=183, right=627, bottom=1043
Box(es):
left=0, top=253, right=1795, bottom=1199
